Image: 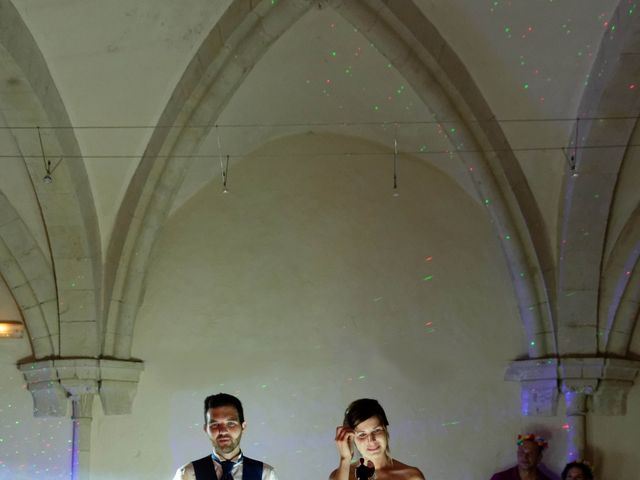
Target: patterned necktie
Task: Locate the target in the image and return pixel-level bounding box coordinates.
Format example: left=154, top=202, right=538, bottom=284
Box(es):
left=221, top=460, right=235, bottom=480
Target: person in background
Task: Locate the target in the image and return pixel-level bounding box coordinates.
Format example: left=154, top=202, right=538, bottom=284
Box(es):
left=561, top=461, right=594, bottom=480
left=330, top=398, right=425, bottom=480
left=355, top=457, right=375, bottom=480
left=173, top=393, right=279, bottom=480
left=490, top=434, right=554, bottom=480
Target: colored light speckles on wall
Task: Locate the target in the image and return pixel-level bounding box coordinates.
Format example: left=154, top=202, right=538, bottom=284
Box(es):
left=489, top=0, right=512, bottom=14
left=423, top=255, right=434, bottom=282
left=0, top=367, right=68, bottom=479
left=422, top=255, right=437, bottom=335
left=303, top=20, right=418, bottom=114
left=0, top=415, right=71, bottom=479
left=491, top=5, right=622, bottom=104
left=441, top=420, right=461, bottom=427
left=345, top=375, right=368, bottom=383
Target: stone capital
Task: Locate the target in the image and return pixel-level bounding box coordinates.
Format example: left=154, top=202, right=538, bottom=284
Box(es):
left=18, top=357, right=144, bottom=418
left=98, top=359, right=145, bottom=415
left=505, top=358, right=560, bottom=415
left=505, top=357, right=640, bottom=416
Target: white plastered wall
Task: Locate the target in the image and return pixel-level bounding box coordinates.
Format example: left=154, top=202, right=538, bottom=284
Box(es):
left=0, top=338, right=72, bottom=480
left=88, top=133, right=561, bottom=480
left=0, top=133, right=638, bottom=479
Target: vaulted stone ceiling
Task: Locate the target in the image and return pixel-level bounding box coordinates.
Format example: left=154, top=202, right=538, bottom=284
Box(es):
left=0, top=0, right=639, bottom=416
left=3, top=2, right=640, bottom=479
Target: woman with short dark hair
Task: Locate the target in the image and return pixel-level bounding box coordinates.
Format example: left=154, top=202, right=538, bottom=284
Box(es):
left=329, top=398, right=425, bottom=480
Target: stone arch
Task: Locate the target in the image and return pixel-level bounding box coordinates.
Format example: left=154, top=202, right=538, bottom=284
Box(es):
left=557, top=0, right=640, bottom=355
left=0, top=191, right=56, bottom=358
left=106, top=0, right=556, bottom=360
left=103, top=0, right=314, bottom=358
left=330, top=0, right=556, bottom=356
left=600, top=201, right=640, bottom=356
left=0, top=0, right=101, bottom=358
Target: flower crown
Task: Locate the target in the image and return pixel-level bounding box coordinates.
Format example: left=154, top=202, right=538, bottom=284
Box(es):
left=517, top=433, right=548, bottom=450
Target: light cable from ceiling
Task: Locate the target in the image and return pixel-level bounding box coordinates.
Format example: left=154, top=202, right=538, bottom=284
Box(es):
left=2, top=142, right=639, bottom=160
left=567, top=117, right=580, bottom=177
left=1, top=114, right=640, bottom=130
left=392, top=123, right=399, bottom=197
left=215, top=125, right=230, bottom=194
left=36, top=126, right=63, bottom=183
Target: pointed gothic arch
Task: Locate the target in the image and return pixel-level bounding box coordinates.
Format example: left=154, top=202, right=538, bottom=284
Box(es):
left=106, top=0, right=556, bottom=362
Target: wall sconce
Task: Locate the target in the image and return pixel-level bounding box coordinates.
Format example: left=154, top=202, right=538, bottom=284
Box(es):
left=0, top=321, right=24, bottom=338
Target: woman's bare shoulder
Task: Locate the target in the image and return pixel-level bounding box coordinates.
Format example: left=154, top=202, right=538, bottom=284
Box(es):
left=392, top=460, right=426, bottom=480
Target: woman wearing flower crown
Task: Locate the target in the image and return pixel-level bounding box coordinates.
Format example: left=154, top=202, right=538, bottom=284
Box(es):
left=329, top=399, right=425, bottom=480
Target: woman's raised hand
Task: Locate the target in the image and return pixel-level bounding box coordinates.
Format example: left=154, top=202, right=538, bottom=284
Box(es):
left=334, top=426, right=354, bottom=461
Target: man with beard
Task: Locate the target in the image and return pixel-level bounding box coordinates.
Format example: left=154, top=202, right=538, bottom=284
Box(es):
left=173, top=393, right=279, bottom=480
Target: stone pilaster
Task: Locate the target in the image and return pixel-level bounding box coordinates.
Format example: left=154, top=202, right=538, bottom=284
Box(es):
left=18, top=360, right=68, bottom=416
left=506, top=357, right=640, bottom=460
left=19, top=358, right=143, bottom=480
left=99, top=359, right=145, bottom=414
left=506, top=357, right=640, bottom=416
left=504, top=358, right=560, bottom=415
left=18, top=358, right=144, bottom=417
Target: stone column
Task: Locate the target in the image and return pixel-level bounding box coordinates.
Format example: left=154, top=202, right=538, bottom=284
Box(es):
left=562, top=387, right=589, bottom=461
left=57, top=359, right=99, bottom=480
left=71, top=394, right=95, bottom=480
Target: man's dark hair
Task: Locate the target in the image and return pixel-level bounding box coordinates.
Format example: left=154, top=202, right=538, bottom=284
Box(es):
left=203, top=393, right=245, bottom=424
left=561, top=462, right=594, bottom=480
left=343, top=398, right=389, bottom=429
